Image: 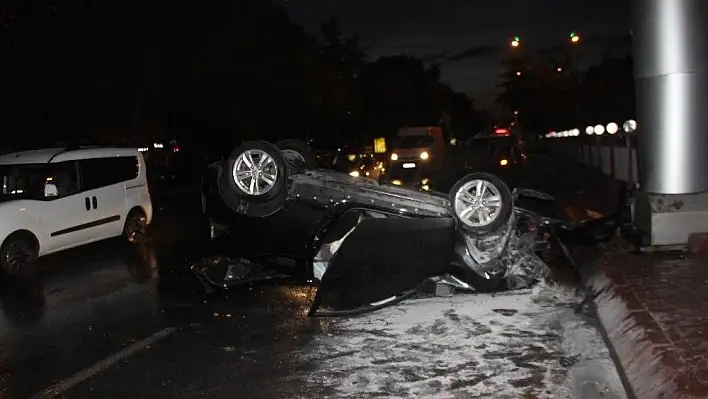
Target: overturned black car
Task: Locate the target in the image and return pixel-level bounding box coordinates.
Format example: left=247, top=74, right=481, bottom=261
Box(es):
left=197, top=139, right=620, bottom=316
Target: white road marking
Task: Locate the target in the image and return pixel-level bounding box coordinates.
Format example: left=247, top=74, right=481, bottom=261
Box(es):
left=31, top=326, right=178, bottom=399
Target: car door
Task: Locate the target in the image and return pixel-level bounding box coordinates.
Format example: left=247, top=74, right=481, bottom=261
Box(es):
left=37, top=161, right=95, bottom=253
left=78, top=157, right=130, bottom=241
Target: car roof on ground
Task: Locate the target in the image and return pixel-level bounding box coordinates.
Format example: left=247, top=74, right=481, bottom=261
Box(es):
left=0, top=147, right=140, bottom=165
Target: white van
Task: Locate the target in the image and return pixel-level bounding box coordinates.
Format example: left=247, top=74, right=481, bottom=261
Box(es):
left=0, top=147, right=153, bottom=276
left=390, top=126, right=445, bottom=165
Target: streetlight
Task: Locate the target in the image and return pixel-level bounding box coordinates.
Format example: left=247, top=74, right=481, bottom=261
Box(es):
left=510, top=36, right=520, bottom=47
left=623, top=119, right=637, bottom=133
left=569, top=32, right=580, bottom=43
left=606, top=122, right=619, bottom=134
left=516, top=71, right=522, bottom=76
left=557, top=66, right=563, bottom=72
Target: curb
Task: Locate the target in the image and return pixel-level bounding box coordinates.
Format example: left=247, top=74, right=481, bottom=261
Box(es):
left=577, top=255, right=685, bottom=399
left=555, top=307, right=627, bottom=399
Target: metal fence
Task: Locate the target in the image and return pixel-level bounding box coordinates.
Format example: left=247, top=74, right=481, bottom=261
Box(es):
left=546, top=126, right=638, bottom=185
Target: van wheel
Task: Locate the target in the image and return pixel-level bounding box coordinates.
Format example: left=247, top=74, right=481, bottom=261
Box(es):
left=1, top=233, right=39, bottom=277
left=124, top=211, right=147, bottom=244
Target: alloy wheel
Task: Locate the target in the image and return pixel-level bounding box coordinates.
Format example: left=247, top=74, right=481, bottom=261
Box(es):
left=232, top=150, right=279, bottom=196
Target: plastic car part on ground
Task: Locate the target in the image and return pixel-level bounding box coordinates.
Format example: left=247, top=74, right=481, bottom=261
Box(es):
left=196, top=139, right=624, bottom=316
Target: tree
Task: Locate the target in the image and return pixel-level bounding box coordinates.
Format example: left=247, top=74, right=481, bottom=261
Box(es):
left=496, top=51, right=634, bottom=133
left=358, top=56, right=445, bottom=134
left=579, top=56, right=635, bottom=124
left=0, top=1, right=486, bottom=150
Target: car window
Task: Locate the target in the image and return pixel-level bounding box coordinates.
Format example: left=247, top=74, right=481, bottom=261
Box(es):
left=492, top=144, right=514, bottom=157
left=0, top=164, right=48, bottom=200
left=46, top=161, right=80, bottom=197
left=80, top=156, right=139, bottom=191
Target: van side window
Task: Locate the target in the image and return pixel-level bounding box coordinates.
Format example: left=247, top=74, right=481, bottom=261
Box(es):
left=80, top=156, right=139, bottom=191
left=46, top=161, right=80, bottom=198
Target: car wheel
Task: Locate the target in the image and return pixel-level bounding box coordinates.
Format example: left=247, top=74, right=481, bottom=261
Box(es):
left=449, top=172, right=513, bottom=235
left=220, top=141, right=288, bottom=217
left=124, top=210, right=147, bottom=244
left=275, top=139, right=315, bottom=175
left=0, top=233, right=39, bottom=277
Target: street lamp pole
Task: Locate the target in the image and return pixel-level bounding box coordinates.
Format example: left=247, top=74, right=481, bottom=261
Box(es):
left=509, top=36, right=523, bottom=130
left=568, top=32, right=582, bottom=138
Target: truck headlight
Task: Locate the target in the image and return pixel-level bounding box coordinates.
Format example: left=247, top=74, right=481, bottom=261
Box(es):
left=420, top=151, right=429, bottom=160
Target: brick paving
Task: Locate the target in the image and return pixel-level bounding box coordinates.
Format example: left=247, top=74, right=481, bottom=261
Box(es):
left=580, top=240, right=708, bottom=398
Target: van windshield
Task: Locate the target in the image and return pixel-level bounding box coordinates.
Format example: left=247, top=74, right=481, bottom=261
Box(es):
left=0, top=164, right=48, bottom=200
left=394, top=136, right=434, bottom=149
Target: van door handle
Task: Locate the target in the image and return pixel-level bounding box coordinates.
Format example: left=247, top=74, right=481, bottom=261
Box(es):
left=85, top=197, right=91, bottom=211
left=92, top=196, right=98, bottom=210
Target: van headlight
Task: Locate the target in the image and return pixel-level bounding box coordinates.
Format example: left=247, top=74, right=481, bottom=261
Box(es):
left=420, top=151, right=429, bottom=160
left=390, top=153, right=398, bottom=161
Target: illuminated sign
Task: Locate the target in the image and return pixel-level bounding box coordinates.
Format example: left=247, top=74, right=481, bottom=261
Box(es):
left=374, top=137, right=386, bottom=153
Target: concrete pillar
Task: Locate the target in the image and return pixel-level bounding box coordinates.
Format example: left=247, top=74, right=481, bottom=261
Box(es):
left=632, top=0, right=708, bottom=246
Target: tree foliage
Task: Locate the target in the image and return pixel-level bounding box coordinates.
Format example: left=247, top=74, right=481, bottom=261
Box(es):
left=496, top=49, right=634, bottom=133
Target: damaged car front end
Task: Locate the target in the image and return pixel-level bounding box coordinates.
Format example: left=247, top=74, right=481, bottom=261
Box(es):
left=195, top=139, right=616, bottom=316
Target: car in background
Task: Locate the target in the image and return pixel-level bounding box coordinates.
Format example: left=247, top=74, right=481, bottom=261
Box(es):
left=0, top=147, right=153, bottom=276
left=332, top=153, right=384, bottom=181
left=467, top=136, right=526, bottom=171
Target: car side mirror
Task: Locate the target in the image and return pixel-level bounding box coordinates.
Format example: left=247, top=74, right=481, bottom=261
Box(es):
left=44, top=183, right=58, bottom=197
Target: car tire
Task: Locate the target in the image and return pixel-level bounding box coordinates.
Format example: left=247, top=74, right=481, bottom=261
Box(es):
left=124, top=209, right=147, bottom=244
left=0, top=233, right=39, bottom=277
left=275, top=139, right=315, bottom=174
left=449, top=172, right=513, bottom=235
left=219, top=141, right=288, bottom=217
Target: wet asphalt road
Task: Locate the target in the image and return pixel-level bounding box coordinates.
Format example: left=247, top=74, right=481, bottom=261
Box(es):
left=0, top=156, right=621, bottom=399
left=0, top=188, right=331, bottom=399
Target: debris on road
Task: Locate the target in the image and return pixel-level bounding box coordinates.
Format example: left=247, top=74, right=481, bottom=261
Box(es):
left=295, top=284, right=626, bottom=399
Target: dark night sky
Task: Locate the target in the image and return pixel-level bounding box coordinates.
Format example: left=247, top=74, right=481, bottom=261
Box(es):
left=284, top=0, right=631, bottom=110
